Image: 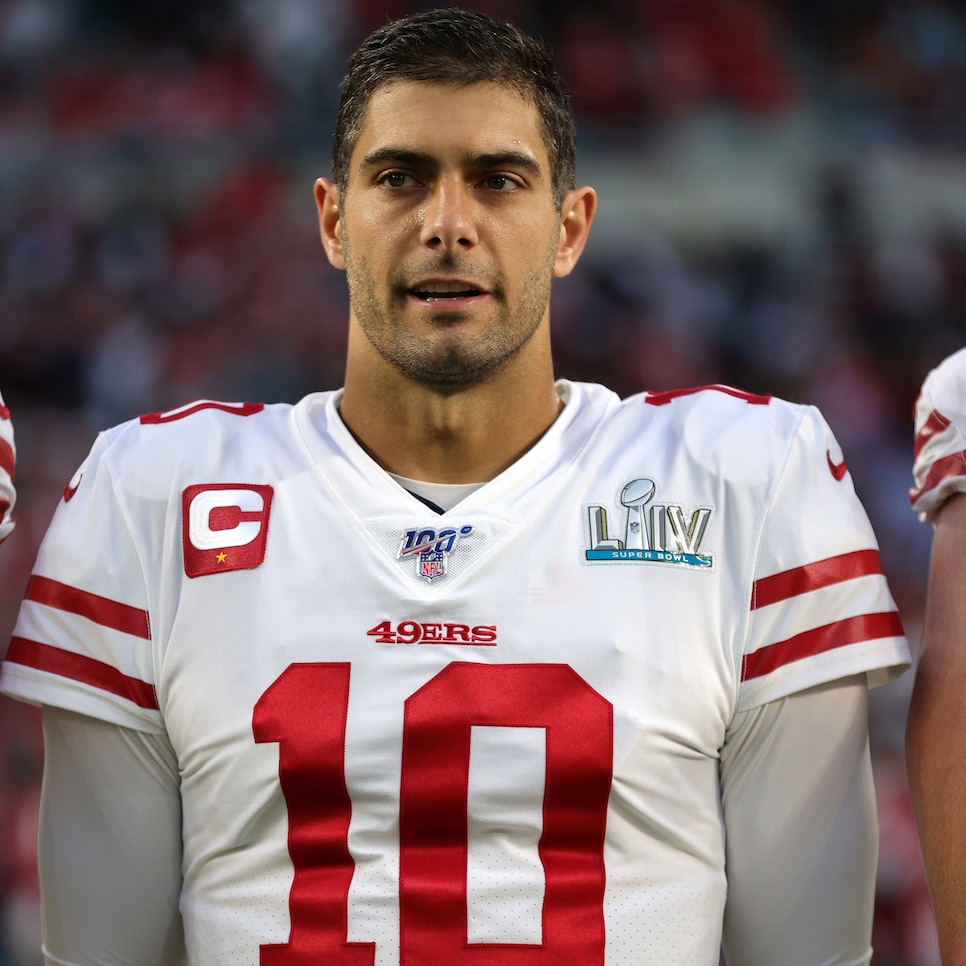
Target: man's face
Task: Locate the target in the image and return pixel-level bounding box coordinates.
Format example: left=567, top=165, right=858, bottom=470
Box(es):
left=318, top=81, right=580, bottom=388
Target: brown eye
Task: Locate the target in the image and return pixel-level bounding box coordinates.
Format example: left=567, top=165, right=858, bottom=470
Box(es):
left=484, top=174, right=515, bottom=191
left=383, top=172, right=412, bottom=188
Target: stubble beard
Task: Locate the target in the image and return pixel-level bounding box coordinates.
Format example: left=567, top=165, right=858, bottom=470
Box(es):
left=344, top=243, right=558, bottom=389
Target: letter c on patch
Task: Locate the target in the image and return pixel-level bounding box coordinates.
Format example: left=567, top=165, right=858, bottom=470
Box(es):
left=182, top=483, right=274, bottom=577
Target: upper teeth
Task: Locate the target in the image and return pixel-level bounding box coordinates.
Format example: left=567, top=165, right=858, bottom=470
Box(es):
left=420, top=282, right=472, bottom=294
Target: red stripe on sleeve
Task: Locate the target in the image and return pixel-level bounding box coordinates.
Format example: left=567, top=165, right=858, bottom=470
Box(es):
left=742, top=611, right=905, bottom=682
left=909, top=449, right=966, bottom=507
left=25, top=575, right=151, bottom=640
left=0, top=436, right=14, bottom=482
left=6, top=636, right=159, bottom=710
left=751, top=550, right=885, bottom=610
left=913, top=408, right=951, bottom=461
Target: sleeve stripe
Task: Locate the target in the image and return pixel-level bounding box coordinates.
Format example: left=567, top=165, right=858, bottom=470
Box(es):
left=6, top=636, right=159, bottom=710
left=0, top=436, right=14, bottom=481
left=741, top=611, right=905, bottom=682
left=25, top=575, right=151, bottom=640
left=913, top=407, right=951, bottom=460
left=910, top=449, right=966, bottom=506
left=751, top=550, right=884, bottom=610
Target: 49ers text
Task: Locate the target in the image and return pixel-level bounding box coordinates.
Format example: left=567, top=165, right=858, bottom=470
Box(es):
left=367, top=621, right=497, bottom=646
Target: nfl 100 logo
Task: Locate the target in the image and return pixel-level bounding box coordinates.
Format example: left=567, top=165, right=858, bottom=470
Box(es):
left=398, top=525, right=474, bottom=582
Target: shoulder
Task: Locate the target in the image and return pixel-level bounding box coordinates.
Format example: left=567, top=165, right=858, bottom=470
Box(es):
left=563, top=382, right=835, bottom=511
left=629, top=383, right=801, bottom=424
left=916, top=347, right=966, bottom=428
left=84, top=396, right=321, bottom=501
left=611, top=383, right=817, bottom=464
left=103, top=397, right=302, bottom=454
left=922, top=345, right=966, bottom=393
left=912, top=349, right=966, bottom=521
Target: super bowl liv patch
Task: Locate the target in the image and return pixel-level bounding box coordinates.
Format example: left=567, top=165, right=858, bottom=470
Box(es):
left=585, top=478, right=714, bottom=569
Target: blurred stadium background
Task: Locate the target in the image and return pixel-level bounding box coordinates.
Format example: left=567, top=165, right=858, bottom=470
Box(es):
left=0, top=0, right=962, bottom=961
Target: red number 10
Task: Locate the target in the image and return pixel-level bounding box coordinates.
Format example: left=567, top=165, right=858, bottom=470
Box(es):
left=253, top=662, right=614, bottom=964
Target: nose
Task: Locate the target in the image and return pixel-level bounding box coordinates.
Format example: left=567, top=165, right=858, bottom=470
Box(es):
left=419, top=177, right=478, bottom=251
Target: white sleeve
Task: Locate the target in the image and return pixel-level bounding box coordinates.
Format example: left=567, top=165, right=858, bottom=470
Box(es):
left=911, top=346, right=966, bottom=522
left=0, top=389, right=15, bottom=543
left=38, top=706, right=187, bottom=966
left=0, top=424, right=164, bottom=733
left=740, top=404, right=908, bottom=710
left=721, top=675, right=876, bottom=966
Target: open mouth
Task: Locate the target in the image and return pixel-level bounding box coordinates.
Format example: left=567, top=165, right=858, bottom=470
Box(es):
left=412, top=282, right=483, bottom=302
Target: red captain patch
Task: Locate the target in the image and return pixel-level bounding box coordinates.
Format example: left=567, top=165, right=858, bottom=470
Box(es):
left=183, top=484, right=273, bottom=577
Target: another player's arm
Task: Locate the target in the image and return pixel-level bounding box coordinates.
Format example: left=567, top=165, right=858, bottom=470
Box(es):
left=38, top=707, right=187, bottom=966
left=0, top=390, right=15, bottom=542
left=720, top=675, right=877, bottom=965
left=906, top=490, right=966, bottom=966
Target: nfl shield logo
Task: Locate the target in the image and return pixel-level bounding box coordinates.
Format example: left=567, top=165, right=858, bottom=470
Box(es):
left=419, top=549, right=446, bottom=581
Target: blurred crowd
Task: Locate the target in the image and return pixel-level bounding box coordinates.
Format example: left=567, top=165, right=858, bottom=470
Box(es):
left=2, top=0, right=965, bottom=961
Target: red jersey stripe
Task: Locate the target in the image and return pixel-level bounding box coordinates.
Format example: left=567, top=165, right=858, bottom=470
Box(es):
left=910, top=449, right=966, bottom=506
left=140, top=400, right=264, bottom=424
left=751, top=550, right=884, bottom=610
left=645, top=385, right=771, bottom=407
left=25, top=575, right=151, bottom=640
left=6, top=636, right=159, bottom=710
left=0, top=436, right=14, bottom=482
left=742, top=611, right=905, bottom=682
left=913, top=407, right=951, bottom=461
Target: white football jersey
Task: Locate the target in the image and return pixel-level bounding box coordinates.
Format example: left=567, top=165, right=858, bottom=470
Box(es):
left=0, top=389, right=15, bottom=543
left=1, top=381, right=908, bottom=964
left=912, top=346, right=966, bottom=522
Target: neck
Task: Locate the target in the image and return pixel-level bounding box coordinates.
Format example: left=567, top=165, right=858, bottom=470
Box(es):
left=339, top=330, right=561, bottom=484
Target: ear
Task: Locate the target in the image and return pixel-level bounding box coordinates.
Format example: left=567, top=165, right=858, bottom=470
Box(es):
left=553, top=186, right=597, bottom=278
left=315, top=178, right=345, bottom=270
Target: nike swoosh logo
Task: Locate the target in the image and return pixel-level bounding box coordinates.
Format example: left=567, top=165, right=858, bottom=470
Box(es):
left=64, top=473, right=83, bottom=502
left=827, top=451, right=848, bottom=481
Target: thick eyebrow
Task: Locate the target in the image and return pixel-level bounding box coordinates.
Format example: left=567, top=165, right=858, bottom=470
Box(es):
left=473, top=151, right=544, bottom=178
left=358, top=147, right=544, bottom=179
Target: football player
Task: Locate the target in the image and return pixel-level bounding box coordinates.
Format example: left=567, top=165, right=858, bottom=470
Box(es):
left=1, top=9, right=909, bottom=965
left=908, top=345, right=966, bottom=964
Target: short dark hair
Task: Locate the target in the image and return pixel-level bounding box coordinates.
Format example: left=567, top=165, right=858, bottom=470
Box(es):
left=332, top=7, right=576, bottom=209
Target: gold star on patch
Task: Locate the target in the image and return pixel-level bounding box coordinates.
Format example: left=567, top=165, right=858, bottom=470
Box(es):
left=216, top=552, right=228, bottom=564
